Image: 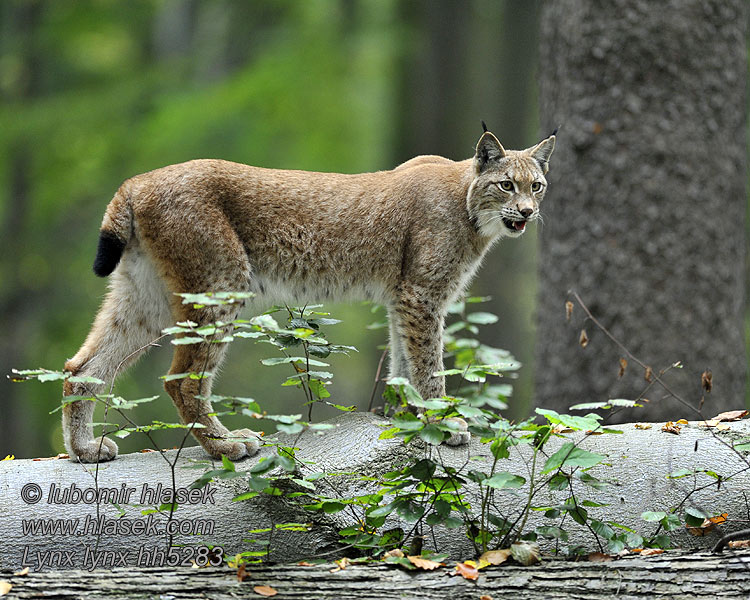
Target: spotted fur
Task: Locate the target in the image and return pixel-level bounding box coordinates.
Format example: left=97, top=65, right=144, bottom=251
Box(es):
left=63, top=130, right=555, bottom=462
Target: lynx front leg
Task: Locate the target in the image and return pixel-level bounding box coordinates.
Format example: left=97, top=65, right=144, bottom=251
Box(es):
left=393, top=286, right=470, bottom=446
left=392, top=293, right=446, bottom=401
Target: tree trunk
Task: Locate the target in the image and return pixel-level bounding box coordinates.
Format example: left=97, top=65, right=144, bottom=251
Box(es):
left=534, top=0, right=747, bottom=422
left=4, top=550, right=750, bottom=600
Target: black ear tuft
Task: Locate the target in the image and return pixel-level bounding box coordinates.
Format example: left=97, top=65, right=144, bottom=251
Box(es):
left=481, top=120, right=488, bottom=133
left=550, top=126, right=559, bottom=138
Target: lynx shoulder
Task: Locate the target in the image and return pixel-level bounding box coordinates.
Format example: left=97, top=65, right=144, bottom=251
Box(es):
left=63, top=128, right=555, bottom=462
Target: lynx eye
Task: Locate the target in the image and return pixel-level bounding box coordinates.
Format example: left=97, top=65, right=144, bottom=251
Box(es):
left=498, top=180, right=514, bottom=192
left=531, top=182, right=543, bottom=192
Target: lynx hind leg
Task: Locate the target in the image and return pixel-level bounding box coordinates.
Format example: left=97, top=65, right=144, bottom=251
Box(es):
left=164, top=301, right=260, bottom=461
left=63, top=256, right=172, bottom=462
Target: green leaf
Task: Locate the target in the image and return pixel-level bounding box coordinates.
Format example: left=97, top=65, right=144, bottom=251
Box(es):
left=484, top=472, right=525, bottom=489
left=368, top=502, right=397, bottom=519
left=466, top=312, right=499, bottom=325
left=171, top=336, right=206, bottom=345
left=547, top=473, right=568, bottom=491
left=221, top=454, right=235, bottom=472
left=667, top=468, right=694, bottom=479
left=232, top=491, right=259, bottom=502
left=590, top=519, right=615, bottom=540
left=419, top=424, right=445, bottom=445
left=684, top=507, right=707, bottom=527
left=542, top=442, right=605, bottom=474
left=378, top=427, right=399, bottom=440
left=536, top=525, right=568, bottom=541
left=67, top=375, right=107, bottom=385
left=410, top=459, right=437, bottom=481
left=321, top=501, right=346, bottom=513
left=535, top=408, right=602, bottom=432
left=261, top=356, right=329, bottom=367
left=569, top=505, right=588, bottom=525
left=662, top=513, right=681, bottom=532
left=641, top=511, right=667, bottom=522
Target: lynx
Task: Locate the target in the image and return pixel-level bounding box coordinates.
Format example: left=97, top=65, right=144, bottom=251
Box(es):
left=63, top=127, right=555, bottom=463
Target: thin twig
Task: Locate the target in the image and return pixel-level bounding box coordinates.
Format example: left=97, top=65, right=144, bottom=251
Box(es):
left=368, top=348, right=388, bottom=412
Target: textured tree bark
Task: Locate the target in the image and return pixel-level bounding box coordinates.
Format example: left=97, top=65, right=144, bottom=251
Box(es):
left=4, top=550, right=750, bottom=599
left=534, top=0, right=747, bottom=422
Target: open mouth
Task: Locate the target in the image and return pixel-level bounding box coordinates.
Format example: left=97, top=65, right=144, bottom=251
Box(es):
left=502, top=218, right=527, bottom=233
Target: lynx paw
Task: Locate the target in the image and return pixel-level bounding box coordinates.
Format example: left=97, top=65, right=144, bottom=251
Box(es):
left=204, top=429, right=261, bottom=461
left=444, top=417, right=471, bottom=446
left=70, top=436, right=119, bottom=463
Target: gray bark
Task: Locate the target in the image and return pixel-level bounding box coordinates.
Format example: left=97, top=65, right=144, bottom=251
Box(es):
left=534, top=0, right=747, bottom=422
left=4, top=550, right=750, bottom=600
left=3, top=413, right=750, bottom=573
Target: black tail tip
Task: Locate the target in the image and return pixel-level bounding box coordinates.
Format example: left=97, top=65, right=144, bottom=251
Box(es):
left=93, top=231, right=125, bottom=277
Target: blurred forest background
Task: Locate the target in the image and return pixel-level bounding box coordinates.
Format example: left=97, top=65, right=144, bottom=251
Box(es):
left=0, top=0, right=747, bottom=459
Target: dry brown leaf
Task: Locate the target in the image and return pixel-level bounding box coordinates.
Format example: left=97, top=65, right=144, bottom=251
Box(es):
left=32, top=453, right=69, bottom=461
left=479, top=549, right=511, bottom=566
left=253, top=585, right=278, bottom=597
left=236, top=564, right=248, bottom=582
left=716, top=422, right=731, bottom=431
left=634, top=423, right=652, bottom=430
left=701, top=370, right=713, bottom=393
left=480, top=596, right=494, bottom=600
left=510, top=542, right=541, bottom=566
left=618, top=358, right=627, bottom=378
left=329, top=557, right=351, bottom=573
left=297, top=561, right=315, bottom=567
left=588, top=552, right=613, bottom=562
left=579, top=329, right=589, bottom=348
left=454, top=561, right=479, bottom=580
left=565, top=300, right=574, bottom=321
left=383, top=549, right=404, bottom=559
left=639, top=548, right=664, bottom=556
left=0, top=581, right=11, bottom=597
left=12, top=568, right=29, bottom=577
left=407, top=555, right=443, bottom=570
left=644, top=366, right=653, bottom=382
left=676, top=419, right=688, bottom=425
left=661, top=421, right=681, bottom=434
left=702, top=420, right=719, bottom=428
left=711, top=410, right=748, bottom=422
left=551, top=424, right=574, bottom=435
left=728, top=539, right=750, bottom=549
left=687, top=512, right=728, bottom=537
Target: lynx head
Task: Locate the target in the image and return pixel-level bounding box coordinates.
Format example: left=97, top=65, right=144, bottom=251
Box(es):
left=467, top=129, right=555, bottom=239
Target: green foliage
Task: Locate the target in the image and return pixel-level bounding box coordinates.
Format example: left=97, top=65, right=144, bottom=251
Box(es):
left=13, top=294, right=721, bottom=562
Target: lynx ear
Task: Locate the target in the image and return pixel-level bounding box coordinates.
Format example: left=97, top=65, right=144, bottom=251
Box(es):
left=527, top=133, right=556, bottom=174
left=474, top=131, right=506, bottom=173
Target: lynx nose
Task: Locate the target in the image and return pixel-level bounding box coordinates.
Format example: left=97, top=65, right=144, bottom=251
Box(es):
left=519, top=208, right=533, bottom=219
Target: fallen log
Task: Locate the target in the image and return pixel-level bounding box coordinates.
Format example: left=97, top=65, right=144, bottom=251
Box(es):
left=3, top=549, right=750, bottom=600
left=1, top=412, right=749, bottom=573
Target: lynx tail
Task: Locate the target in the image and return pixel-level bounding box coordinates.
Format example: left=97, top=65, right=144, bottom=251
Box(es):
left=92, top=187, right=132, bottom=277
